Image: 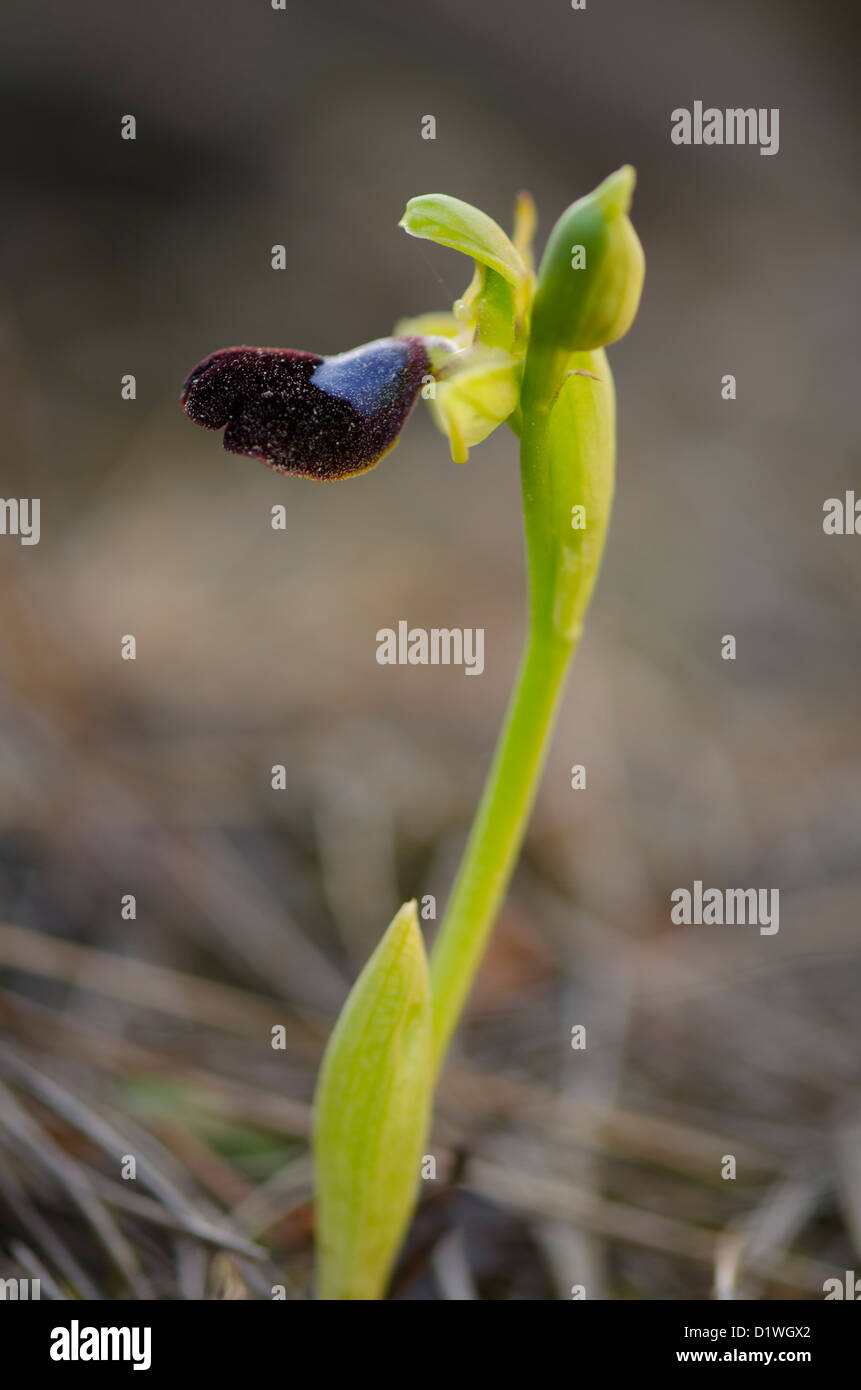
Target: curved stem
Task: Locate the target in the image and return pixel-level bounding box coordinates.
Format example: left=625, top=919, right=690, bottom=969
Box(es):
left=429, top=373, right=585, bottom=1073
left=429, top=622, right=576, bottom=1071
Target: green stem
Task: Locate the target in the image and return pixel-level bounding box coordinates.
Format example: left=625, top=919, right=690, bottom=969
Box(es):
left=429, top=375, right=584, bottom=1074
left=429, top=620, right=575, bottom=1072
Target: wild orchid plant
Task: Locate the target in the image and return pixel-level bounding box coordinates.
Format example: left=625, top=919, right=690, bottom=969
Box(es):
left=182, top=167, right=645, bottom=1300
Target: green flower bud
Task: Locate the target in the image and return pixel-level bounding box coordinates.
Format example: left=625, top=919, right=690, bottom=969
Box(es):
left=529, top=166, right=644, bottom=365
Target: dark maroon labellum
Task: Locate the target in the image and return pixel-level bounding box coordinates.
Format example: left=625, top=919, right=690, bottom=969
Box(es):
left=180, top=336, right=430, bottom=480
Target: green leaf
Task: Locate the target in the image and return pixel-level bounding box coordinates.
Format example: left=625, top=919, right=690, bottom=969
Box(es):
left=312, top=901, right=433, bottom=1301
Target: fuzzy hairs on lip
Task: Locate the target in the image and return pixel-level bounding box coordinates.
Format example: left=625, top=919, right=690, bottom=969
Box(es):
left=180, top=337, right=431, bottom=480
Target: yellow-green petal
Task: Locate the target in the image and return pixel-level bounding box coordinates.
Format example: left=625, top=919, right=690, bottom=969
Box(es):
left=430, top=349, right=522, bottom=463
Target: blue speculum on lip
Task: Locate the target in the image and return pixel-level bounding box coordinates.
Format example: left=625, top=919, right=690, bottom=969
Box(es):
left=180, top=336, right=430, bottom=480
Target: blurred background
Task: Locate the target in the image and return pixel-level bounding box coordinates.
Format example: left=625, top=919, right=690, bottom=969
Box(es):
left=0, top=0, right=859, bottom=1300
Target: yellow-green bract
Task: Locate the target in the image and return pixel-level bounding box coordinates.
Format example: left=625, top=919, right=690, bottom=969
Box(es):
left=541, top=348, right=616, bottom=643
left=312, top=900, right=432, bottom=1300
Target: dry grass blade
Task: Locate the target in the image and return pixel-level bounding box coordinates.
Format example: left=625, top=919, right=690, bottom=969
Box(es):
left=0, top=1150, right=100, bottom=1298
left=1, top=988, right=313, bottom=1137
left=208, top=1252, right=250, bottom=1300
left=9, top=1241, right=67, bottom=1299
left=443, top=1065, right=775, bottom=1178
left=87, top=1171, right=264, bottom=1260
left=431, top=1227, right=477, bottom=1300
left=467, top=1157, right=834, bottom=1295
left=157, top=830, right=348, bottom=1017
left=175, top=1236, right=208, bottom=1301
left=0, top=1042, right=265, bottom=1262
left=0, top=921, right=322, bottom=1054
left=0, top=1080, right=152, bottom=1297
left=713, top=1171, right=828, bottom=1300
left=229, top=1154, right=313, bottom=1240
left=832, top=1118, right=861, bottom=1261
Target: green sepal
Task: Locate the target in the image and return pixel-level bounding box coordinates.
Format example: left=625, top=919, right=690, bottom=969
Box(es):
left=312, top=901, right=433, bottom=1301
left=399, top=194, right=532, bottom=357
left=399, top=193, right=527, bottom=287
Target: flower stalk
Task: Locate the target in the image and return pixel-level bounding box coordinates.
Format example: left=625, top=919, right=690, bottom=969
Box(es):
left=429, top=626, right=574, bottom=1069
left=429, top=347, right=618, bottom=1069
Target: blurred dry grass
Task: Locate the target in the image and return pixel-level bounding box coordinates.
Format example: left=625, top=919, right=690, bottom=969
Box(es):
left=0, top=0, right=859, bottom=1298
